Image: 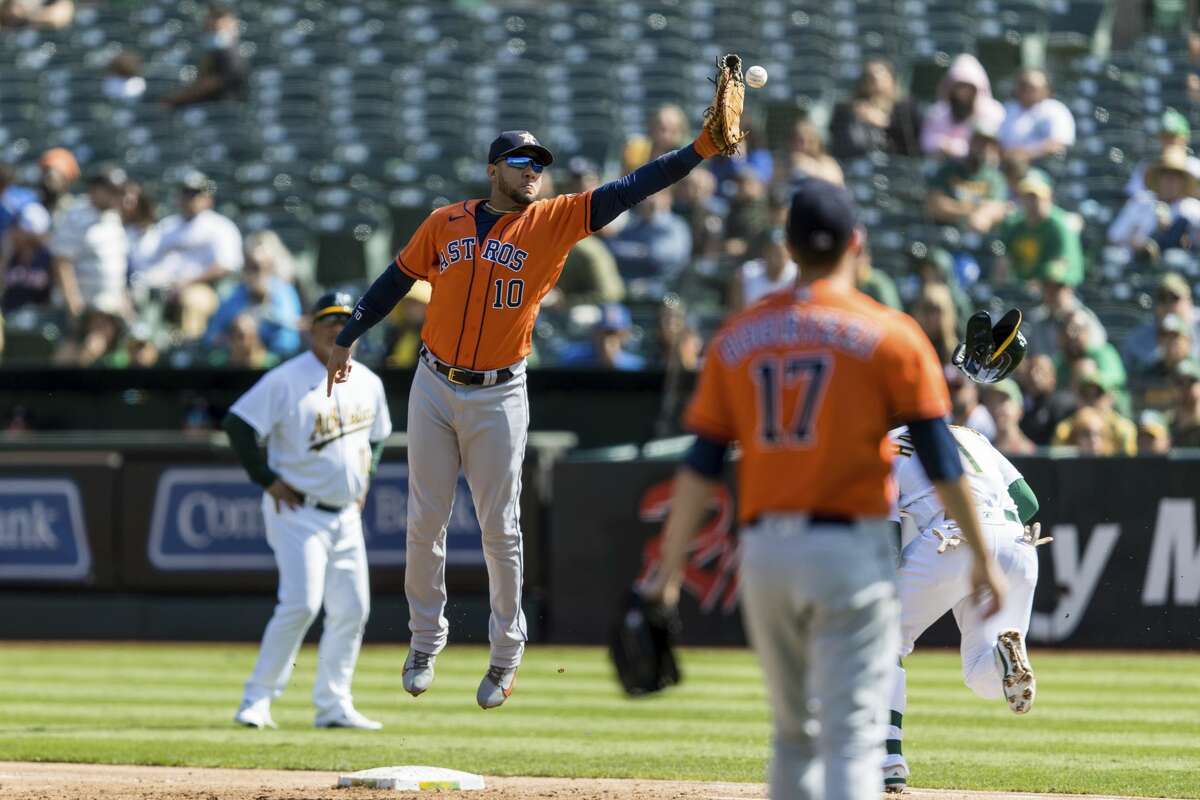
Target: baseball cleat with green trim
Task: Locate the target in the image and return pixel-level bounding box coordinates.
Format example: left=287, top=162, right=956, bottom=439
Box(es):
left=883, top=762, right=908, bottom=793
left=995, top=628, right=1035, bottom=714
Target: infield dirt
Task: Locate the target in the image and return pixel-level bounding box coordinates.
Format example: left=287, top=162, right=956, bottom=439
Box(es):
left=0, top=762, right=1157, bottom=800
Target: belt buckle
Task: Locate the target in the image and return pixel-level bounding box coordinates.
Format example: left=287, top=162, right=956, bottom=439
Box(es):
left=446, top=367, right=470, bottom=385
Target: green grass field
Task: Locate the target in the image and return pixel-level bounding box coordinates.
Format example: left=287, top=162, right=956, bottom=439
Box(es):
left=0, top=643, right=1197, bottom=797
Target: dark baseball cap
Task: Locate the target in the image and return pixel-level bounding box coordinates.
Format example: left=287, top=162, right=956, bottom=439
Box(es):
left=311, top=291, right=355, bottom=322
left=178, top=169, right=213, bottom=194
left=786, top=178, right=858, bottom=265
left=87, top=164, right=127, bottom=189
left=488, top=130, right=554, bottom=166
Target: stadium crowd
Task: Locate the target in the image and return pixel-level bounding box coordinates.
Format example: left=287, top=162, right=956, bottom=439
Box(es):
left=2, top=4, right=1200, bottom=455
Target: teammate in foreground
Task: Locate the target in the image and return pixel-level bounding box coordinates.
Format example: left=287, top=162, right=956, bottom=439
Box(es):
left=225, top=292, right=392, bottom=730
left=882, top=425, right=1045, bottom=792
left=645, top=179, right=1006, bottom=800
left=326, top=58, right=746, bottom=709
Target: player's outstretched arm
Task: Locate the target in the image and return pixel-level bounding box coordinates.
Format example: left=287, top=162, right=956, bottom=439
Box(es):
left=325, top=265, right=417, bottom=396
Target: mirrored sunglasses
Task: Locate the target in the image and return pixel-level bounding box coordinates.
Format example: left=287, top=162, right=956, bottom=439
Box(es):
left=503, top=155, right=544, bottom=173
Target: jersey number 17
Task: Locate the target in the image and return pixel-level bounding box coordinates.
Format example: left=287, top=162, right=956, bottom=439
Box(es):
left=751, top=352, right=833, bottom=447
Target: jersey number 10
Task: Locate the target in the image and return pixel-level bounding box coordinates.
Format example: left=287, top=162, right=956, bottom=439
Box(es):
left=752, top=353, right=833, bottom=447
left=492, top=278, right=525, bottom=309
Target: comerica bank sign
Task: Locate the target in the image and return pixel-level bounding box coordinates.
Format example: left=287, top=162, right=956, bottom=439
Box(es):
left=0, top=479, right=91, bottom=580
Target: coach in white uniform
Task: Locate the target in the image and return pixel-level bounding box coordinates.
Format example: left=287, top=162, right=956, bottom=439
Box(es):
left=882, top=424, right=1045, bottom=792
left=225, top=291, right=392, bottom=730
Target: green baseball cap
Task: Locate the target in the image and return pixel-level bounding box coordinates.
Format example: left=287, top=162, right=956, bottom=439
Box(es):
left=1162, top=108, right=1191, bottom=138
left=1043, top=257, right=1081, bottom=287
left=1017, top=168, right=1053, bottom=199
left=1158, top=271, right=1190, bottom=300
left=985, top=378, right=1023, bottom=406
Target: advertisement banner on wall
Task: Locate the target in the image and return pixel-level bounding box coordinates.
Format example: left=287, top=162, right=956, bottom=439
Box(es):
left=146, top=465, right=484, bottom=571
left=0, top=478, right=91, bottom=581
left=549, top=456, right=1200, bottom=649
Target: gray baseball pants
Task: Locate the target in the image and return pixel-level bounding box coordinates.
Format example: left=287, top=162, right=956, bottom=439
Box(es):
left=404, top=358, right=529, bottom=669
left=738, top=515, right=898, bottom=800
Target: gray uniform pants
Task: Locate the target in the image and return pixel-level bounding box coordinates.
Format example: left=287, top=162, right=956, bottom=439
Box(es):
left=405, top=358, right=529, bottom=668
left=738, top=515, right=898, bottom=800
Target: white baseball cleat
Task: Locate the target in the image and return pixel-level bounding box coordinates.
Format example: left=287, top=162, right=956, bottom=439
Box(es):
left=402, top=649, right=437, bottom=697
left=882, top=760, right=909, bottom=794
left=994, top=628, right=1036, bottom=714
left=476, top=664, right=517, bottom=709
left=315, top=707, right=383, bottom=730
left=233, top=698, right=276, bottom=729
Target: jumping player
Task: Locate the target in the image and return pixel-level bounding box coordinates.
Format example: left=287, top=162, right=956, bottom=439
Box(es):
left=882, top=423, right=1044, bottom=793
left=644, top=178, right=1007, bottom=800
left=326, top=124, right=730, bottom=708
left=226, top=292, right=392, bottom=730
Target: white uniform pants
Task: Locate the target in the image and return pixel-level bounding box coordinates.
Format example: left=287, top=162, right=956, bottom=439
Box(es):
left=404, top=359, right=529, bottom=668
left=242, top=499, right=371, bottom=716
left=885, top=519, right=1038, bottom=767
left=738, top=516, right=898, bottom=800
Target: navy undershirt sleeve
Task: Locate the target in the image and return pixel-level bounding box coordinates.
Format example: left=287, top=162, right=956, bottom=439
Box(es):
left=907, top=417, right=964, bottom=482
left=683, top=434, right=730, bottom=479
left=335, top=264, right=417, bottom=347
left=588, top=143, right=705, bottom=232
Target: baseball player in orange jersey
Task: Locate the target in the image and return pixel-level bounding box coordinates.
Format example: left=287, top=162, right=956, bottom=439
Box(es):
left=645, top=179, right=1008, bottom=800
left=326, top=126, right=730, bottom=708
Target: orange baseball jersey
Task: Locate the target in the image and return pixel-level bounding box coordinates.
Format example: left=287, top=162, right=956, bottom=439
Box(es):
left=684, top=279, right=950, bottom=523
left=393, top=193, right=595, bottom=371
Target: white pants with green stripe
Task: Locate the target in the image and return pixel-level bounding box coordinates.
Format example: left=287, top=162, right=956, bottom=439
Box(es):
left=885, top=518, right=1038, bottom=772
left=738, top=515, right=898, bottom=800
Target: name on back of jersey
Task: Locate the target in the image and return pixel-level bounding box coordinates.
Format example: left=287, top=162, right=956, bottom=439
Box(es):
left=437, top=237, right=528, bottom=273
left=717, top=307, right=882, bottom=365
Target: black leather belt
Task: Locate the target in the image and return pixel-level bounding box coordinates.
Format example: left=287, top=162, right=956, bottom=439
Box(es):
left=422, top=347, right=514, bottom=386
left=296, top=493, right=345, bottom=514
left=746, top=513, right=855, bottom=528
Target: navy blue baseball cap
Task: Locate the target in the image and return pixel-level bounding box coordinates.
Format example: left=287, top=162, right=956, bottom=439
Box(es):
left=311, top=291, right=355, bottom=322
left=786, top=178, right=858, bottom=264
left=488, top=130, right=554, bottom=166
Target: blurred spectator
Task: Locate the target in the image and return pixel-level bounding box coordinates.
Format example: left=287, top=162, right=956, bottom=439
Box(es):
left=855, top=238, right=901, bottom=310
left=744, top=184, right=790, bottom=261
left=1135, top=313, right=1196, bottom=411
left=1122, top=272, right=1200, bottom=372
left=947, top=367, right=996, bottom=440
left=0, top=163, right=37, bottom=240
left=999, top=153, right=1032, bottom=200
left=555, top=160, right=625, bottom=306
left=728, top=227, right=796, bottom=313
left=558, top=304, right=646, bottom=370
left=920, top=54, right=1004, bottom=159
left=0, top=0, right=73, bottom=29
left=1107, top=150, right=1200, bottom=257
left=721, top=167, right=770, bottom=259
left=384, top=279, right=432, bottom=368
left=996, top=69, right=1076, bottom=162
left=134, top=170, right=243, bottom=337
left=1059, top=406, right=1115, bottom=455
left=1, top=202, right=54, bottom=313
left=654, top=294, right=701, bottom=372
left=903, top=245, right=972, bottom=323
left=925, top=119, right=1008, bottom=234
left=605, top=189, right=691, bottom=295
left=982, top=379, right=1036, bottom=455
left=1021, top=274, right=1105, bottom=359
left=1053, top=368, right=1136, bottom=455
left=1017, top=353, right=1076, bottom=445
left=995, top=170, right=1084, bottom=287
left=162, top=3, right=247, bottom=109
left=1124, top=109, right=1200, bottom=197
left=828, top=59, right=921, bottom=160
left=1169, top=360, right=1200, bottom=446
left=121, top=181, right=159, bottom=263
left=218, top=313, right=279, bottom=369
left=1054, top=309, right=1128, bottom=411
left=101, top=321, right=160, bottom=368
left=911, top=283, right=960, bottom=364
left=777, top=119, right=844, bottom=187
left=672, top=167, right=727, bottom=259
left=1136, top=410, right=1172, bottom=454
left=37, top=148, right=80, bottom=214
left=50, top=165, right=129, bottom=322
left=622, top=104, right=690, bottom=174
left=201, top=231, right=302, bottom=359
left=54, top=308, right=123, bottom=367
left=709, top=123, right=774, bottom=194
left=102, top=50, right=146, bottom=102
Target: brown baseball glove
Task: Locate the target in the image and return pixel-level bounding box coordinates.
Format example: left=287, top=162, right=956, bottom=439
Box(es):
left=703, top=53, right=748, bottom=156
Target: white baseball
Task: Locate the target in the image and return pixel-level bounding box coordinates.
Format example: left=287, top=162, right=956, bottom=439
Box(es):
left=745, top=65, right=768, bottom=89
